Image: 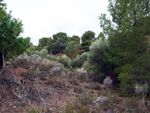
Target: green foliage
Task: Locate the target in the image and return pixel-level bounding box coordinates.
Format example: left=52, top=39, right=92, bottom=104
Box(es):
left=37, top=37, right=51, bottom=51
left=78, top=51, right=84, bottom=55
left=88, top=38, right=113, bottom=79
left=37, top=43, right=42, bottom=51
left=100, top=0, right=150, bottom=91
left=82, top=61, right=90, bottom=70
left=47, top=55, right=57, bottom=61
left=31, top=51, right=40, bottom=56
left=0, top=1, right=23, bottom=53
left=51, top=32, right=69, bottom=54
left=68, top=35, right=80, bottom=45
left=40, top=49, right=48, bottom=59
left=57, top=55, right=71, bottom=68
left=9, top=37, right=32, bottom=56
left=71, top=60, right=81, bottom=69
left=26, top=49, right=32, bottom=56
left=25, top=46, right=36, bottom=55
left=71, top=52, right=88, bottom=68
left=64, top=41, right=78, bottom=59
left=95, top=32, right=105, bottom=41
left=28, top=46, right=36, bottom=51
left=80, top=30, right=95, bottom=52
left=5, top=52, right=13, bottom=60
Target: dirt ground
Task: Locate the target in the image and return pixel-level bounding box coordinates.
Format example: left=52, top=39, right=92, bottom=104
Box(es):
left=0, top=65, right=99, bottom=113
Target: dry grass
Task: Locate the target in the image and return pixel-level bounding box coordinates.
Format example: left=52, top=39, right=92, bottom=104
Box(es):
left=3, top=54, right=150, bottom=113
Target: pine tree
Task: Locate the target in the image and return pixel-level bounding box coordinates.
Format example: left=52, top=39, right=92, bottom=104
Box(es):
left=80, top=30, right=95, bottom=52
left=100, top=0, right=150, bottom=92
left=0, top=0, right=23, bottom=69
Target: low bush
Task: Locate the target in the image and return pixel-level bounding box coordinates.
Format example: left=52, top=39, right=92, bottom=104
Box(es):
left=40, top=49, right=48, bottom=59
left=68, top=78, right=79, bottom=86
left=47, top=55, right=57, bottom=61
left=64, top=92, right=93, bottom=113
left=13, top=54, right=29, bottom=68
left=57, top=55, right=71, bottom=68
left=92, top=82, right=101, bottom=90
left=31, top=51, right=40, bottom=56
left=82, top=61, right=90, bottom=70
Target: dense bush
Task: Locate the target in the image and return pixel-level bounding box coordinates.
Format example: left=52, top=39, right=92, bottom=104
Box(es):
left=57, top=55, right=71, bottom=68
left=71, top=52, right=88, bottom=68
left=87, top=38, right=115, bottom=83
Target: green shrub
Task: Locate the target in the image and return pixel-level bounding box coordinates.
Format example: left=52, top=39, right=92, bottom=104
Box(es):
left=82, top=61, right=90, bottom=70
left=57, top=55, right=71, bottom=68
left=31, top=51, right=40, bottom=56
left=72, top=66, right=78, bottom=72
left=71, top=52, right=88, bottom=68
left=71, top=60, right=81, bottom=68
left=26, top=49, right=32, bottom=56
left=40, top=49, right=48, bottom=59
left=88, top=38, right=109, bottom=73
left=47, top=55, right=57, bottom=61
left=87, top=38, right=116, bottom=83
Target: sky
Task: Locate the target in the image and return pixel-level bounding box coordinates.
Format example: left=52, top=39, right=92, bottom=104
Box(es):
left=5, top=0, right=110, bottom=45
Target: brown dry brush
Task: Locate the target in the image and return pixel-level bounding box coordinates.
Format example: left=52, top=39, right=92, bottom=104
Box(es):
left=0, top=63, right=52, bottom=113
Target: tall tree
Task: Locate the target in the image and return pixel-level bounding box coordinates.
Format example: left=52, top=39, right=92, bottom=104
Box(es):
left=95, top=32, right=105, bottom=41
left=52, top=32, right=68, bottom=54
left=47, top=37, right=53, bottom=52
left=0, top=0, right=23, bottom=69
left=80, top=30, right=95, bottom=52
left=37, top=37, right=50, bottom=50
left=100, top=0, right=150, bottom=92
left=68, top=35, right=80, bottom=45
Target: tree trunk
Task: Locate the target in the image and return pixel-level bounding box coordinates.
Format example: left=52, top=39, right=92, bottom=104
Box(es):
left=0, top=52, right=4, bottom=70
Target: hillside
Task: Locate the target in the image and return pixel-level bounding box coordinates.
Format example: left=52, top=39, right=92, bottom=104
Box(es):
left=0, top=54, right=150, bottom=113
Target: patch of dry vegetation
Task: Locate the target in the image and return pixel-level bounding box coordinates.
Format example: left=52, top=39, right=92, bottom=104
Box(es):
left=0, top=53, right=150, bottom=113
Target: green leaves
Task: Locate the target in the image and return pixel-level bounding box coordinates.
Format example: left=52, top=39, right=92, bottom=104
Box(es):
left=101, top=0, right=150, bottom=91
left=80, top=30, right=95, bottom=52
left=52, top=32, right=68, bottom=54
left=0, top=1, right=23, bottom=53
left=64, top=41, right=78, bottom=59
